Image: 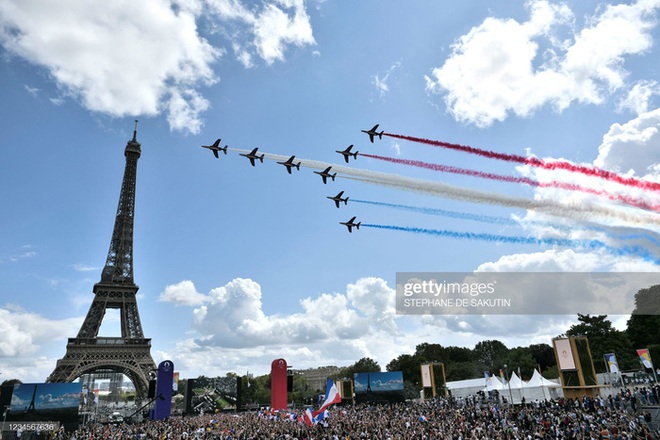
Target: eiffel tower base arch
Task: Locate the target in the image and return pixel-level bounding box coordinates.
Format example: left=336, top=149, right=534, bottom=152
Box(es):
left=47, top=337, right=155, bottom=402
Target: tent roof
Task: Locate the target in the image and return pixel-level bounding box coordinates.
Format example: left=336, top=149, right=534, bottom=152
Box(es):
left=447, top=371, right=561, bottom=393
left=508, top=372, right=524, bottom=389
left=446, top=377, right=489, bottom=389
left=525, top=369, right=561, bottom=388
left=484, top=375, right=505, bottom=390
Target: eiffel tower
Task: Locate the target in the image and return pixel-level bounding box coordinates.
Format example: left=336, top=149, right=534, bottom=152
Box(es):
left=47, top=122, right=156, bottom=401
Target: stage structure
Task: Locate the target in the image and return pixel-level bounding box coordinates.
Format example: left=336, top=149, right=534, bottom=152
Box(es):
left=420, top=362, right=447, bottom=398
left=47, top=123, right=157, bottom=402
left=553, top=336, right=599, bottom=399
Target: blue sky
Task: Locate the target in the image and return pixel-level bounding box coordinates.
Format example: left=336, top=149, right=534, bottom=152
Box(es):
left=1, top=0, right=659, bottom=382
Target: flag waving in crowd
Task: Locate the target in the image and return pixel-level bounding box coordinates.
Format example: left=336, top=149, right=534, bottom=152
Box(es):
left=319, top=378, right=342, bottom=412
left=303, top=378, right=341, bottom=426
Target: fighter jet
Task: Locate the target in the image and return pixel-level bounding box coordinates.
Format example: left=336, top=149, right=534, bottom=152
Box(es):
left=314, top=166, right=337, bottom=184
left=361, top=124, right=384, bottom=143
left=340, top=216, right=361, bottom=233
left=276, top=155, right=301, bottom=174
left=327, top=191, right=349, bottom=208
left=335, top=145, right=358, bottom=163
left=201, top=139, right=228, bottom=158
left=239, top=148, right=265, bottom=166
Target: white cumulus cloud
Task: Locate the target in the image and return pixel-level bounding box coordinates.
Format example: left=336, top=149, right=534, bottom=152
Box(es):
left=0, top=0, right=220, bottom=134
left=0, top=0, right=318, bottom=131
left=425, top=0, right=659, bottom=127
left=159, top=280, right=209, bottom=306
left=205, top=0, right=316, bottom=67
left=595, top=108, right=660, bottom=177
left=155, top=277, right=406, bottom=373
left=617, top=81, right=659, bottom=115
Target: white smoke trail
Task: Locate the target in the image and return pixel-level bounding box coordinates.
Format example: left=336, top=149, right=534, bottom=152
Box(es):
left=228, top=148, right=660, bottom=229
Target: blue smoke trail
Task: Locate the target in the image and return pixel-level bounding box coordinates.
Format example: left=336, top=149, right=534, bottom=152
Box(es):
left=361, top=223, right=660, bottom=265
left=351, top=199, right=514, bottom=225
left=352, top=199, right=660, bottom=246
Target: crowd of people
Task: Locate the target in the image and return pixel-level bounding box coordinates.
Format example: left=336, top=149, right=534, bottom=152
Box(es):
left=4, top=387, right=659, bottom=440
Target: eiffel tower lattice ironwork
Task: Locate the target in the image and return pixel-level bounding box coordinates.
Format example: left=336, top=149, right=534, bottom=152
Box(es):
left=47, top=122, right=156, bottom=400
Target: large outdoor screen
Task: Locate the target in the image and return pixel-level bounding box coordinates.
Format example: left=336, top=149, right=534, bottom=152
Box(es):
left=353, top=371, right=405, bottom=403
left=7, top=382, right=82, bottom=431
left=188, top=376, right=238, bottom=413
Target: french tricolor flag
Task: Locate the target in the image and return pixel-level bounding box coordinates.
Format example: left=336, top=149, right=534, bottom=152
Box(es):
left=318, top=378, right=341, bottom=412
left=303, top=408, right=314, bottom=426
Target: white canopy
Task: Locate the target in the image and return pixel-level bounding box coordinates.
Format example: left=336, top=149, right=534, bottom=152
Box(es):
left=525, top=369, right=561, bottom=388
left=484, top=375, right=505, bottom=391
left=446, top=377, right=489, bottom=398
left=446, top=371, right=564, bottom=403
left=507, top=372, right=524, bottom=389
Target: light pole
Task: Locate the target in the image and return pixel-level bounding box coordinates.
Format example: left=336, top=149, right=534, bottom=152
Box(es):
left=517, top=366, right=524, bottom=405
left=504, top=364, right=513, bottom=406
left=2, top=408, right=8, bottom=432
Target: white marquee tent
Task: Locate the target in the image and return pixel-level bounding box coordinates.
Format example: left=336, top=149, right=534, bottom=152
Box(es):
left=445, top=370, right=563, bottom=404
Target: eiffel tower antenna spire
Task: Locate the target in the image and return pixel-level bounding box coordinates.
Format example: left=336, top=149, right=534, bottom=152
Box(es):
left=100, top=121, right=141, bottom=284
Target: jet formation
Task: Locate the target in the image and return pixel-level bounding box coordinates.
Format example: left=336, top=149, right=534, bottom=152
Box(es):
left=201, top=139, right=228, bottom=158
left=201, top=124, right=382, bottom=232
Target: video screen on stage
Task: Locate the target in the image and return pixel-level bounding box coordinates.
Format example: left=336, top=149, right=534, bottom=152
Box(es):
left=7, top=382, right=82, bottom=431
left=188, top=376, right=238, bottom=413
left=353, top=371, right=405, bottom=403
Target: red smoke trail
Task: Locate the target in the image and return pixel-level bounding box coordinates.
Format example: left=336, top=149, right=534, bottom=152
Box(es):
left=360, top=153, right=660, bottom=212
left=384, top=133, right=660, bottom=192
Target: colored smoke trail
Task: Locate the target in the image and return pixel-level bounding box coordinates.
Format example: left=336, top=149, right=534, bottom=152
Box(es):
left=362, top=223, right=660, bottom=265
left=342, top=174, right=660, bottom=228
left=228, top=148, right=660, bottom=228
left=353, top=199, right=660, bottom=246
left=385, top=133, right=660, bottom=192
left=352, top=199, right=515, bottom=226
left=224, top=148, right=660, bottom=257
left=361, top=153, right=660, bottom=212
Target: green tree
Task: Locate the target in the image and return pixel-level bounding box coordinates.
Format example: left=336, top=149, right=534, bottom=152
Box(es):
left=289, top=375, right=316, bottom=406
left=542, top=365, right=558, bottom=380
left=627, top=285, right=660, bottom=349
left=249, top=374, right=271, bottom=406
left=414, top=343, right=445, bottom=362
left=337, top=357, right=381, bottom=379
left=566, top=314, right=635, bottom=373
left=473, top=340, right=509, bottom=373
left=386, top=353, right=424, bottom=387
left=504, top=347, right=537, bottom=380
left=0, top=379, right=21, bottom=387
left=442, top=346, right=474, bottom=363
left=528, top=343, right=556, bottom=372
left=445, top=361, right=479, bottom=381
